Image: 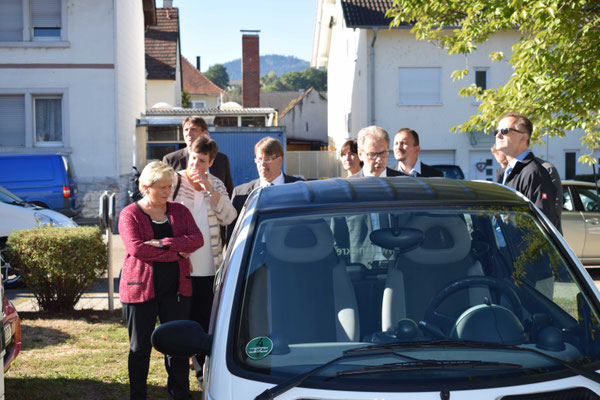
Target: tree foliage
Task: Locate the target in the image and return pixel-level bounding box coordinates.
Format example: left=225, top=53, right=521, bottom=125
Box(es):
left=386, top=0, right=600, bottom=163
left=181, top=89, right=191, bottom=108
left=205, top=64, right=230, bottom=90
left=260, top=68, right=327, bottom=92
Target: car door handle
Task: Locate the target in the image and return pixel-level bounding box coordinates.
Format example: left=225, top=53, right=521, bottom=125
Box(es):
left=585, top=218, right=600, bottom=224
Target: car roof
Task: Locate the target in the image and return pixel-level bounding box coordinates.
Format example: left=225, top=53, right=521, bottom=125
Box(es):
left=562, top=180, right=600, bottom=187
left=253, top=177, right=528, bottom=212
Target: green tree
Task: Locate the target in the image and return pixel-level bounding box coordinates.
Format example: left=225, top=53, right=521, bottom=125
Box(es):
left=387, top=1, right=600, bottom=163
left=302, top=68, right=327, bottom=91
left=281, top=71, right=307, bottom=91
left=181, top=89, right=191, bottom=108
left=205, top=64, right=230, bottom=90
left=261, top=71, right=287, bottom=92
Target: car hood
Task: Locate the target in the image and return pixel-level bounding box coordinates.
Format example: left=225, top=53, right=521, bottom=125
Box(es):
left=0, top=201, right=76, bottom=237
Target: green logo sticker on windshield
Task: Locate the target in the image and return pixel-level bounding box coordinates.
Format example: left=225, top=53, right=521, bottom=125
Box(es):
left=246, top=337, right=273, bottom=360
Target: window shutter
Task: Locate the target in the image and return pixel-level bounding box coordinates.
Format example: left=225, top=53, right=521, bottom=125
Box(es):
left=31, top=0, right=61, bottom=28
left=0, top=95, right=26, bottom=146
left=398, top=68, right=441, bottom=105
left=0, top=0, right=24, bottom=41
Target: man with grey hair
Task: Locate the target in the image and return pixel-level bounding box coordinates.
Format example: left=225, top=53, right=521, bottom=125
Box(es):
left=349, top=126, right=406, bottom=178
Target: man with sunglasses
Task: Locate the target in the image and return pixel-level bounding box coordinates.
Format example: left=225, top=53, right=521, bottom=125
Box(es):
left=227, top=137, right=304, bottom=242
left=495, top=112, right=561, bottom=230
left=349, top=125, right=406, bottom=178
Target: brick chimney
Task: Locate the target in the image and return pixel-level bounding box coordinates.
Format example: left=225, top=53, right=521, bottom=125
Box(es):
left=241, top=31, right=260, bottom=108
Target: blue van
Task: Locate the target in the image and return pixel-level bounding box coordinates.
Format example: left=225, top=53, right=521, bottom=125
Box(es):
left=0, top=154, right=81, bottom=216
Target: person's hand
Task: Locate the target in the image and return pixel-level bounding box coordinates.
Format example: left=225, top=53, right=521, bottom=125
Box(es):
left=179, top=252, right=190, bottom=258
left=144, top=239, right=162, bottom=248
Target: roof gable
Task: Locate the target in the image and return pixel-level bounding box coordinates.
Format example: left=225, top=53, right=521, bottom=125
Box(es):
left=181, top=57, right=225, bottom=96
left=278, top=87, right=327, bottom=120
left=145, top=7, right=179, bottom=80
left=341, top=0, right=394, bottom=27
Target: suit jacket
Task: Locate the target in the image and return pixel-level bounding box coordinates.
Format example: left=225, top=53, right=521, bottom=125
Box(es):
left=162, top=147, right=234, bottom=197
left=503, top=152, right=561, bottom=231
left=226, top=173, right=304, bottom=242
left=348, top=168, right=407, bottom=178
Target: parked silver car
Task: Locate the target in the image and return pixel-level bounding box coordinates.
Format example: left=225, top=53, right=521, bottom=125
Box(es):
left=0, top=185, right=77, bottom=288
left=562, top=180, right=600, bottom=265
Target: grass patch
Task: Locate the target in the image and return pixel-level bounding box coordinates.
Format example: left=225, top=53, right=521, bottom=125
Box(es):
left=5, top=310, right=202, bottom=400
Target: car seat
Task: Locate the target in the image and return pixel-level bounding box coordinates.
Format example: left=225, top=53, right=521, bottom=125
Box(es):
left=246, top=218, right=360, bottom=344
left=381, top=215, right=490, bottom=332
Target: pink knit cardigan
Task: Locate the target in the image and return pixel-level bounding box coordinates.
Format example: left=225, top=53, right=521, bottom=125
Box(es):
left=118, top=201, right=204, bottom=303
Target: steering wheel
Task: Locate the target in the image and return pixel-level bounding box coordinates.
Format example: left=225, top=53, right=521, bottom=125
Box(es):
left=421, top=276, right=523, bottom=338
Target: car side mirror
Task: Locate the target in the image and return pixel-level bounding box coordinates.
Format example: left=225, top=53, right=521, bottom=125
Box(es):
left=151, top=320, right=212, bottom=358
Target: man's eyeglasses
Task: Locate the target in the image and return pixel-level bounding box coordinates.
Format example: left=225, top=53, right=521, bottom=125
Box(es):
left=493, top=128, right=525, bottom=136
left=254, top=155, right=281, bottom=164
left=363, top=150, right=390, bottom=160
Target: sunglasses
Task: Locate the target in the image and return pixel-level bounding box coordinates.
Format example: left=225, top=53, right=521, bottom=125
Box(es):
left=493, top=128, right=525, bottom=136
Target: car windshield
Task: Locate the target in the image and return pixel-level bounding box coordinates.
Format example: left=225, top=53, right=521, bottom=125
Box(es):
left=233, top=206, right=600, bottom=390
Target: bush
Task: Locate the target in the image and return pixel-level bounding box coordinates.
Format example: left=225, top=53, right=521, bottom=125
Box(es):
left=6, top=226, right=107, bottom=311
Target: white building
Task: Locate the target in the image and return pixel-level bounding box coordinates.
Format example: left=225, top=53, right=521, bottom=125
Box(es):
left=312, top=0, right=594, bottom=180
left=0, top=0, right=154, bottom=216
left=279, top=87, right=328, bottom=150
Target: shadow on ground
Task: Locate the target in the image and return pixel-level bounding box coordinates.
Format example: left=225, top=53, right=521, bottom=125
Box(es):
left=5, top=377, right=202, bottom=400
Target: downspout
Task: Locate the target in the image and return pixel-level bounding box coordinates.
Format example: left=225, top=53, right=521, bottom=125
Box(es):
left=370, top=28, right=378, bottom=126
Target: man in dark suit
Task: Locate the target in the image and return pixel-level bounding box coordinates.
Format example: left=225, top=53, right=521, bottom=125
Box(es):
left=393, top=128, right=443, bottom=177
left=162, top=116, right=234, bottom=196
left=495, top=112, right=561, bottom=231
left=348, top=125, right=406, bottom=178
left=227, top=137, right=304, bottom=242
left=342, top=126, right=404, bottom=266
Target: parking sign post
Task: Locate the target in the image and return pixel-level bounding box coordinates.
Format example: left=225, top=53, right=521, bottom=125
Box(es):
left=99, top=191, right=115, bottom=312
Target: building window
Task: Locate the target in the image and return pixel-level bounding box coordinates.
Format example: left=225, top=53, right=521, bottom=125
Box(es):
left=32, top=0, right=62, bottom=40
left=0, top=0, right=62, bottom=42
left=34, top=96, right=63, bottom=145
left=0, top=95, right=26, bottom=146
left=192, top=100, right=206, bottom=109
left=398, top=67, right=442, bottom=105
left=475, top=69, right=488, bottom=92
left=565, top=151, right=578, bottom=180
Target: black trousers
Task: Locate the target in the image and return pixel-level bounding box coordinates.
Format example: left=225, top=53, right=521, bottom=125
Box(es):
left=190, top=276, right=214, bottom=375
left=122, top=294, right=191, bottom=400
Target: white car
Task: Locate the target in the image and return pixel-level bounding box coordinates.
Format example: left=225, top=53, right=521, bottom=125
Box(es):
left=153, top=177, right=600, bottom=399
left=0, top=185, right=77, bottom=288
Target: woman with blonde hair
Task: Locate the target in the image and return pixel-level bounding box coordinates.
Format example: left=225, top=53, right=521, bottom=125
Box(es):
left=119, top=160, right=203, bottom=400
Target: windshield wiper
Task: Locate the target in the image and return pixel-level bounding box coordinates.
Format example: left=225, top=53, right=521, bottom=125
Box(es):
left=254, top=350, right=423, bottom=400
left=345, top=338, right=600, bottom=384
left=254, top=347, right=521, bottom=399
left=337, top=359, right=521, bottom=376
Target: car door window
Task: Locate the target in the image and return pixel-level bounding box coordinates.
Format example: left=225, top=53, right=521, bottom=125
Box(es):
left=563, top=188, right=574, bottom=211
left=575, top=187, right=600, bottom=213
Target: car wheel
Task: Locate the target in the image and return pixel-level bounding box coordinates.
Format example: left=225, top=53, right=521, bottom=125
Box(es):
left=1, top=245, right=23, bottom=289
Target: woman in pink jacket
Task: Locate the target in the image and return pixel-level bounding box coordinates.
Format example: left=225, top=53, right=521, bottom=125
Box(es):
left=119, top=161, right=203, bottom=400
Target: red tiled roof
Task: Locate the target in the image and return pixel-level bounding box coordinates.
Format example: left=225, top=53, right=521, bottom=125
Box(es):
left=341, top=0, right=394, bottom=27
left=181, top=57, right=225, bottom=95
left=145, top=7, right=179, bottom=80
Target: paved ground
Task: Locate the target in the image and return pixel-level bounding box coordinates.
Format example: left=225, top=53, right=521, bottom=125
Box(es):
left=5, top=232, right=600, bottom=313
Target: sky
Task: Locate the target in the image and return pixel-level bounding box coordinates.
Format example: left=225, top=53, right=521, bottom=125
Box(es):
left=159, top=0, right=317, bottom=72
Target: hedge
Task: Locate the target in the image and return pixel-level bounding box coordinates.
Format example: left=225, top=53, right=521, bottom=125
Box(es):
left=6, top=226, right=107, bottom=311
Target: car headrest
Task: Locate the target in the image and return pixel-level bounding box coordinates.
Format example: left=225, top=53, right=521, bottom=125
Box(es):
left=265, top=219, right=335, bottom=262
left=404, top=215, right=471, bottom=264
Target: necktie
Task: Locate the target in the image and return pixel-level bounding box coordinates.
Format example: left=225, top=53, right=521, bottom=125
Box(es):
left=502, top=165, right=513, bottom=185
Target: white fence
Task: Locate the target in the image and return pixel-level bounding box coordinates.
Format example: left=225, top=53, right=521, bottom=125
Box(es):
left=286, top=151, right=343, bottom=180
